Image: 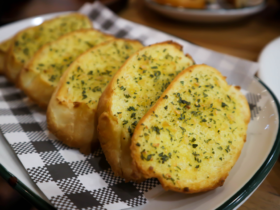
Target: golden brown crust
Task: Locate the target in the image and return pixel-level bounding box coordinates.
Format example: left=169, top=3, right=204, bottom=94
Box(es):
left=18, top=67, right=55, bottom=109
left=5, top=13, right=93, bottom=84
left=153, top=0, right=205, bottom=9
left=0, top=38, right=12, bottom=75
left=0, top=51, right=6, bottom=75
left=97, top=60, right=141, bottom=178
left=97, top=112, right=123, bottom=175
left=233, top=86, right=250, bottom=124
left=97, top=75, right=145, bottom=181
left=47, top=99, right=98, bottom=154
left=97, top=68, right=124, bottom=175
left=97, top=41, right=194, bottom=182
left=47, top=39, right=143, bottom=155
left=185, top=53, right=195, bottom=64
left=131, top=64, right=250, bottom=193
left=5, top=46, right=22, bottom=83
left=47, top=63, right=97, bottom=154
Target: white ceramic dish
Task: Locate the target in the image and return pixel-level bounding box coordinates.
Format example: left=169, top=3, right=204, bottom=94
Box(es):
left=0, top=12, right=279, bottom=210
left=258, top=36, right=280, bottom=102
left=145, top=0, right=266, bottom=23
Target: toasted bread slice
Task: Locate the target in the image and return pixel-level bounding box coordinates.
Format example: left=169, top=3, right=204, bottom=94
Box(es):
left=153, top=0, right=205, bottom=9
left=5, top=13, right=92, bottom=83
left=0, top=38, right=12, bottom=74
left=47, top=39, right=143, bottom=155
left=97, top=41, right=194, bottom=181
left=131, top=64, right=250, bottom=193
left=18, top=29, right=114, bottom=109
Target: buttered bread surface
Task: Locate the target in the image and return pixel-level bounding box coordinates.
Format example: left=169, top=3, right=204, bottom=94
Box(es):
left=6, top=13, right=92, bottom=83
left=97, top=41, right=194, bottom=182
left=57, top=40, right=143, bottom=109
left=111, top=43, right=193, bottom=139
left=131, top=65, right=250, bottom=193
left=18, top=29, right=114, bottom=109
left=47, top=39, right=143, bottom=154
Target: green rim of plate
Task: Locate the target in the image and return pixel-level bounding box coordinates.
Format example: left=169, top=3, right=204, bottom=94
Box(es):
left=0, top=77, right=279, bottom=210
left=0, top=163, right=55, bottom=210
left=216, top=78, right=280, bottom=210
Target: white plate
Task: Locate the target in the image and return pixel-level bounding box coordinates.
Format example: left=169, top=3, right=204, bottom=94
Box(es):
left=258, top=36, right=280, bottom=102
left=0, top=12, right=279, bottom=210
left=145, top=0, right=265, bottom=23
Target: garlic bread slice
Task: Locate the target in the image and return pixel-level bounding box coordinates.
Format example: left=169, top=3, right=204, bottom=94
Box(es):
left=6, top=13, right=92, bottom=83
left=97, top=41, right=194, bottom=181
left=131, top=64, right=250, bottom=193
left=47, top=39, right=143, bottom=155
left=18, top=29, right=114, bottom=109
left=0, top=38, right=12, bottom=74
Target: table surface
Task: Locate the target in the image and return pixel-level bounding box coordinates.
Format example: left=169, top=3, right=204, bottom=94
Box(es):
left=1, top=0, right=280, bottom=209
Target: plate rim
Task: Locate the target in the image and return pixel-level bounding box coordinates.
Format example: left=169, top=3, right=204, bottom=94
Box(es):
left=217, top=78, right=280, bottom=210
left=0, top=11, right=279, bottom=210
left=0, top=163, right=55, bottom=210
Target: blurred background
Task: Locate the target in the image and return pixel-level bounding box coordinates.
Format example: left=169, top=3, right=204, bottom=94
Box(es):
left=0, top=0, right=128, bottom=26
left=0, top=176, right=37, bottom=210
left=0, top=0, right=279, bottom=209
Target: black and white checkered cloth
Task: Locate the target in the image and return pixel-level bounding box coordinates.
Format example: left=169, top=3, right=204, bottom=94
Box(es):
left=0, top=2, right=261, bottom=210
left=0, top=86, right=160, bottom=209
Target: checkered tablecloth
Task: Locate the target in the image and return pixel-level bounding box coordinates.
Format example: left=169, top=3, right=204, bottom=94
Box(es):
left=0, top=81, right=159, bottom=210
left=0, top=2, right=261, bottom=210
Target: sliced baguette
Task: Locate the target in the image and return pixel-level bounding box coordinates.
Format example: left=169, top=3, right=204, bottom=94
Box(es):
left=131, top=64, right=250, bottom=193
left=47, top=39, right=143, bottom=155
left=97, top=41, right=194, bottom=181
left=0, top=38, right=12, bottom=74
left=18, top=29, right=114, bottom=109
left=5, top=13, right=92, bottom=83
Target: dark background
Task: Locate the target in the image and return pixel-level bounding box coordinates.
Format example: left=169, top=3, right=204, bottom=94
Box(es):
left=0, top=0, right=128, bottom=27
left=0, top=176, right=37, bottom=210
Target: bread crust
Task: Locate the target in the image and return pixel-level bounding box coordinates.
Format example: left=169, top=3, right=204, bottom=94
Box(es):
left=130, top=64, right=250, bottom=193
left=47, top=39, right=143, bottom=155
left=5, top=13, right=93, bottom=84
left=0, top=52, right=6, bottom=75
left=17, top=29, right=114, bottom=110
left=97, top=73, right=144, bottom=180
left=47, top=86, right=97, bottom=154
left=0, top=38, right=12, bottom=75
left=47, top=50, right=99, bottom=154
left=97, top=41, right=194, bottom=181
left=98, top=81, right=145, bottom=180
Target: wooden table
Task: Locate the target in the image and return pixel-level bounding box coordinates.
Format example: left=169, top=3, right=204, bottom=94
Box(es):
left=1, top=0, right=280, bottom=209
